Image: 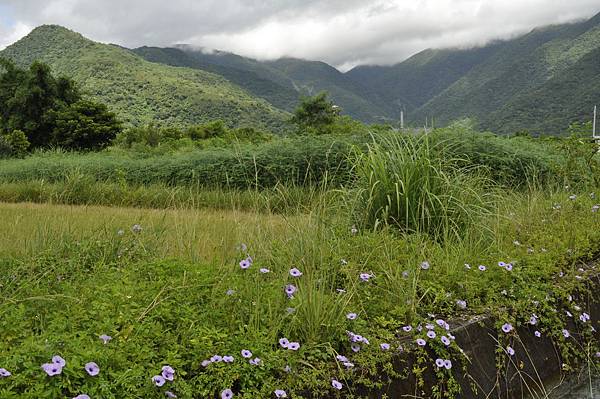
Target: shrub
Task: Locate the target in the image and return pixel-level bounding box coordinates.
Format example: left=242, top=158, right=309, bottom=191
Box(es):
left=353, top=134, right=494, bottom=240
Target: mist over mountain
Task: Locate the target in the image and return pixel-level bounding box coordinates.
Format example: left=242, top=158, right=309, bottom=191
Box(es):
left=2, top=11, right=599, bottom=134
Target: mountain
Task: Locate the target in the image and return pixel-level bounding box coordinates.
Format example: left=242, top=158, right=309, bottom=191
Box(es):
left=137, top=46, right=395, bottom=123
left=0, top=25, right=289, bottom=131
left=486, top=45, right=600, bottom=135
left=132, top=46, right=300, bottom=112
left=411, top=12, right=600, bottom=133
left=2, top=11, right=599, bottom=135
left=346, top=43, right=504, bottom=112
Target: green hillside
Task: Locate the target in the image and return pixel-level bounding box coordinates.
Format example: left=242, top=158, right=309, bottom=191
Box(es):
left=346, top=43, right=504, bottom=112
left=132, top=46, right=300, bottom=112
left=0, top=25, right=289, bottom=131
left=161, top=46, right=395, bottom=123
left=412, top=13, right=600, bottom=132
left=486, top=45, right=600, bottom=135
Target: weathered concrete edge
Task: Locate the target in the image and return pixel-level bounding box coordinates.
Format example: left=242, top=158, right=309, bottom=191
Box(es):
left=352, top=274, right=600, bottom=399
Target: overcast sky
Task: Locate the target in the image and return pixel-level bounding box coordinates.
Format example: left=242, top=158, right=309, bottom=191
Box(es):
left=0, top=0, right=599, bottom=70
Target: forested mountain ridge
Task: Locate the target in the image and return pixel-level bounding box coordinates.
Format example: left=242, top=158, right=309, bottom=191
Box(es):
left=137, top=46, right=394, bottom=123
left=2, top=11, right=599, bottom=135
left=412, top=12, right=600, bottom=133
left=0, top=25, right=289, bottom=130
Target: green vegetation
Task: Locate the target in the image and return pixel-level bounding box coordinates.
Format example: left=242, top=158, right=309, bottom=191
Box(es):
left=1, top=129, right=599, bottom=397
left=0, top=59, right=120, bottom=151
left=133, top=46, right=301, bottom=113
left=1, top=16, right=600, bottom=397
left=0, top=25, right=289, bottom=131
left=413, top=14, right=600, bottom=134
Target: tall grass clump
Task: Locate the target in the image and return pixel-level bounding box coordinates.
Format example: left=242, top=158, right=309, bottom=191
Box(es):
left=352, top=133, right=494, bottom=241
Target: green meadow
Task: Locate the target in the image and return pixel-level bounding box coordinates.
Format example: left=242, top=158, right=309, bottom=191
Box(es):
left=1, top=127, right=599, bottom=398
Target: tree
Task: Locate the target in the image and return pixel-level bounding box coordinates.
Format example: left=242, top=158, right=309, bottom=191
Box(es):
left=47, top=100, right=121, bottom=150
left=290, top=92, right=340, bottom=134
left=0, top=58, right=120, bottom=150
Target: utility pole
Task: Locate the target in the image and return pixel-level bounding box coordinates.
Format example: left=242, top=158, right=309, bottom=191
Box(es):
left=594, top=105, right=597, bottom=138
left=400, top=111, right=404, bottom=130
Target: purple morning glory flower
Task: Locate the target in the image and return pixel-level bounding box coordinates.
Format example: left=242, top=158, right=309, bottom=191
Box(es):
left=249, top=357, right=261, bottom=366
left=161, top=365, right=175, bottom=381
left=285, top=284, right=297, bottom=298
left=286, top=307, right=296, bottom=314
left=279, top=338, right=289, bottom=348
left=239, top=259, right=251, bottom=269
left=274, top=390, right=287, bottom=398
left=529, top=315, right=538, bottom=325
left=288, top=342, right=300, bottom=351
left=501, top=323, right=513, bottom=333
left=85, top=362, right=100, bottom=377
left=152, top=375, right=166, bottom=387
left=402, top=270, right=409, bottom=278
left=416, top=338, right=426, bottom=346
left=443, top=359, right=452, bottom=369
left=289, top=268, right=303, bottom=277
left=99, top=334, right=112, bottom=344
left=52, top=355, right=66, bottom=367
left=223, top=356, right=234, bottom=363
left=201, top=360, right=211, bottom=367
left=456, top=299, right=467, bottom=309
left=380, top=343, right=390, bottom=350
left=478, top=265, right=486, bottom=271
left=498, top=261, right=506, bottom=267
left=351, top=343, right=361, bottom=352
left=226, top=289, right=235, bottom=296
left=221, top=389, right=234, bottom=399
left=241, top=350, right=252, bottom=358
left=420, top=261, right=430, bottom=270
left=435, top=358, right=444, bottom=368
left=346, top=312, right=357, bottom=320
left=402, top=325, right=412, bottom=332
left=332, top=379, right=343, bottom=390
left=435, top=319, right=445, bottom=328
left=165, top=392, right=177, bottom=398
left=426, top=330, right=436, bottom=339
left=210, top=355, right=223, bottom=363
left=284, top=365, right=292, bottom=373
left=343, top=361, right=354, bottom=368
left=42, top=363, right=63, bottom=376
left=425, top=323, right=434, bottom=330
left=260, top=268, right=270, bottom=274
left=0, top=368, right=9, bottom=378
left=580, top=312, right=590, bottom=322
left=534, top=331, right=541, bottom=337
left=441, top=336, right=451, bottom=346
left=73, top=395, right=90, bottom=399
left=562, top=329, right=570, bottom=338
left=505, top=263, right=513, bottom=271
left=336, top=355, right=348, bottom=362
left=359, top=273, right=371, bottom=282
left=507, top=346, right=515, bottom=356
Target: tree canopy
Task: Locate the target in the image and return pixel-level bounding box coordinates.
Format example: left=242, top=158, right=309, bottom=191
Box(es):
left=0, top=58, right=121, bottom=152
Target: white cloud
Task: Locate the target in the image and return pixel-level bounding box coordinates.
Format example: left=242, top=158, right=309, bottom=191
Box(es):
left=0, top=21, right=32, bottom=50
left=1, top=0, right=599, bottom=69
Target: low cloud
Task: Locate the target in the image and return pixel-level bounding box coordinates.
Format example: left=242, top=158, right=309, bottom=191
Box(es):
left=1, top=0, right=599, bottom=70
